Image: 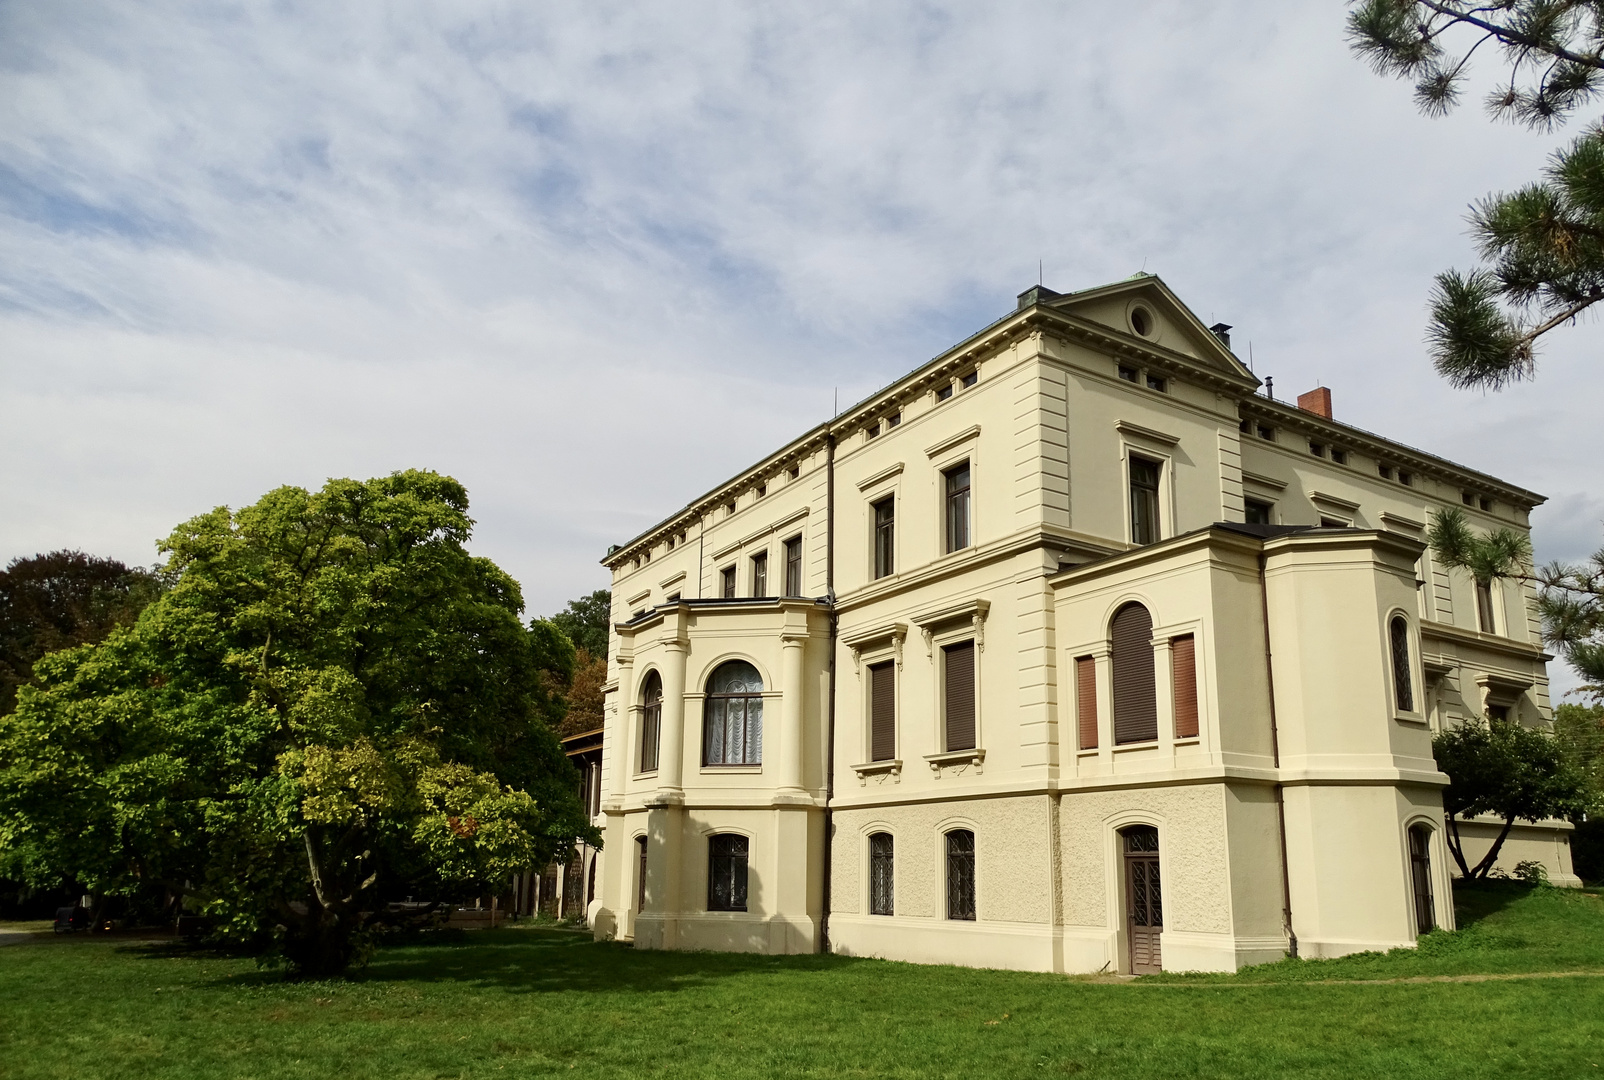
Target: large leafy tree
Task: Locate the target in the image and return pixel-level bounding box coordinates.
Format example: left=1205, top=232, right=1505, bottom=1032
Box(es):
left=551, top=589, right=611, bottom=660
left=1349, top=1, right=1604, bottom=387
left=550, top=590, right=611, bottom=737
left=1433, top=716, right=1588, bottom=878
left=0, top=471, right=595, bottom=976
left=0, top=551, right=164, bottom=714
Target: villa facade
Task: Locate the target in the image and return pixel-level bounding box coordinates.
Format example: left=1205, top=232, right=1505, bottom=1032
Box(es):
left=587, top=275, right=1574, bottom=974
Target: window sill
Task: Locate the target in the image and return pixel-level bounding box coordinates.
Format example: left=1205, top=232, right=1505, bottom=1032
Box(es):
left=634, top=770, right=660, bottom=780
left=1076, top=748, right=1100, bottom=757
left=926, top=748, right=985, bottom=777
left=1394, top=713, right=1430, bottom=727
left=1111, top=740, right=1159, bottom=753
left=700, top=765, right=763, bottom=774
left=1173, top=737, right=1201, bottom=747
left=851, top=759, right=902, bottom=786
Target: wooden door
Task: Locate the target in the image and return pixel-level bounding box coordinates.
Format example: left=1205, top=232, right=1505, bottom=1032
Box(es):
left=1123, top=826, right=1163, bottom=974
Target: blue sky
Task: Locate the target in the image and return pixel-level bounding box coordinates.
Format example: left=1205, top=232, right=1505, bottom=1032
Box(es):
left=2, top=2, right=1600, bottom=696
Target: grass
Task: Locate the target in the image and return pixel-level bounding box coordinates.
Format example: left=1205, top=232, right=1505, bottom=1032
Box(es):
left=0, top=884, right=1601, bottom=1080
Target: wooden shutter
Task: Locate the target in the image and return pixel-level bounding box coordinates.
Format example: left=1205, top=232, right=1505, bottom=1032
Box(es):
left=869, top=661, right=896, bottom=761
left=1171, top=635, right=1198, bottom=739
left=1111, top=603, right=1157, bottom=744
left=1076, top=655, right=1098, bottom=750
left=943, top=641, right=976, bottom=751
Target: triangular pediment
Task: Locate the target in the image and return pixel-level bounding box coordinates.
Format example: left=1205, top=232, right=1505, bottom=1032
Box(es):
left=1036, top=274, right=1258, bottom=385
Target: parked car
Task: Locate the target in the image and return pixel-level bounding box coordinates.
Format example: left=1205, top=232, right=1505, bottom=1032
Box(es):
left=52, top=907, right=88, bottom=933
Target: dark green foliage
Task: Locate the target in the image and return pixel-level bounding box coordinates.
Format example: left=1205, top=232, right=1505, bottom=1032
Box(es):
left=0, top=471, right=597, bottom=977
left=1428, top=506, right=1532, bottom=583
left=1539, top=541, right=1604, bottom=697
left=1433, top=716, right=1589, bottom=879
left=0, top=551, right=163, bottom=714
left=1348, top=2, right=1604, bottom=386
left=550, top=589, right=611, bottom=659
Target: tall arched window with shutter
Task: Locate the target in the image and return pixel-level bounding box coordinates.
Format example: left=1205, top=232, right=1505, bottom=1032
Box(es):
left=639, top=671, right=662, bottom=773
left=1390, top=616, right=1414, bottom=713
left=1111, top=602, right=1157, bottom=744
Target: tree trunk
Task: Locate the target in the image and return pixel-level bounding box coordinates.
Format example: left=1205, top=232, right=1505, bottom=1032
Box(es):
left=1469, top=815, right=1518, bottom=880
left=1444, top=812, right=1474, bottom=879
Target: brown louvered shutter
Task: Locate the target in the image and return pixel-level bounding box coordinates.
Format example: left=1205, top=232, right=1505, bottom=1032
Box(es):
left=943, top=641, right=976, bottom=751
left=1111, top=603, right=1157, bottom=744
left=1076, top=655, right=1098, bottom=750
left=869, top=661, right=896, bottom=761
left=1171, top=634, right=1198, bottom=739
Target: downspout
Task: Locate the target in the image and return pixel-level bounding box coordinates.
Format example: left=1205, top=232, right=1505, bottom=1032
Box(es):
left=1259, top=549, right=1298, bottom=958
left=820, top=430, right=838, bottom=954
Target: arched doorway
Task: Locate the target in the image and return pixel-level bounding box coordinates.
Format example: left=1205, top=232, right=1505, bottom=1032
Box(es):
left=1409, top=825, right=1435, bottom=936
left=1122, top=825, right=1162, bottom=973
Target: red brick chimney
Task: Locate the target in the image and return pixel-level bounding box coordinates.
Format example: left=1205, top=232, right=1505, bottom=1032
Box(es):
left=1297, top=386, right=1332, bottom=419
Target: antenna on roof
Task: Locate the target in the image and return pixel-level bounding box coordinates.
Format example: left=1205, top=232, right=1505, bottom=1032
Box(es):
left=1140, top=257, right=1148, bottom=273
left=1038, top=259, right=1043, bottom=286
left=1248, top=341, right=1255, bottom=372
left=834, top=387, right=838, bottom=417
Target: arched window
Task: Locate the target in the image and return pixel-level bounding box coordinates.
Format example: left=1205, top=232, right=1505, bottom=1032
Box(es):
left=636, top=836, right=648, bottom=913
left=639, top=671, right=662, bottom=773
left=1390, top=616, right=1414, bottom=713
left=946, top=829, right=976, bottom=921
left=704, top=660, right=764, bottom=765
left=869, top=833, right=894, bottom=916
left=1111, top=602, right=1157, bottom=744
left=1409, top=825, right=1434, bottom=936
left=708, top=834, right=749, bottom=911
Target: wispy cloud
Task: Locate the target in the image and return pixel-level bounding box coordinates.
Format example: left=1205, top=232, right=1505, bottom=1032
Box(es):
left=2, top=2, right=1599, bottom=706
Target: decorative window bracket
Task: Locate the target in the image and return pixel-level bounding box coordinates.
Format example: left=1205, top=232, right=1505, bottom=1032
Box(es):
left=925, top=748, right=985, bottom=778
left=850, top=759, right=903, bottom=786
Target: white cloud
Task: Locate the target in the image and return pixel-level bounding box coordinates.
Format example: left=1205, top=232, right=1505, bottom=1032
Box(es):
left=1, top=1, right=1599, bottom=691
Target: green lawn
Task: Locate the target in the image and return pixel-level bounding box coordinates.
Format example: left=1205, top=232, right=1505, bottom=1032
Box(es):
left=1, top=884, right=1601, bottom=1080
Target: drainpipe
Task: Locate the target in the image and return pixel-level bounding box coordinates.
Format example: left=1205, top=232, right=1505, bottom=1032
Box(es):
left=820, top=431, right=838, bottom=954
left=1258, top=550, right=1298, bottom=959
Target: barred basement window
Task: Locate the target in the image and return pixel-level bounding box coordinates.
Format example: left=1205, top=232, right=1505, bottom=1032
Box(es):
left=946, top=830, right=976, bottom=921
left=639, top=671, right=662, bottom=772
left=708, top=834, right=749, bottom=911
left=869, top=833, right=894, bottom=916
left=1390, top=616, right=1414, bottom=713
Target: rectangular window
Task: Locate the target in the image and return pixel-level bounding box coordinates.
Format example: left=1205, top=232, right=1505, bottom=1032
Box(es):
left=1487, top=704, right=1510, bottom=723
left=1238, top=418, right=1251, bottom=433
left=784, top=536, right=803, bottom=596
left=1378, top=464, right=1393, bottom=480
left=1129, top=456, right=1161, bottom=545
left=756, top=483, right=766, bottom=498
left=936, top=383, right=954, bottom=401
left=1462, top=492, right=1475, bottom=506
left=1257, top=425, right=1275, bottom=441
left=751, top=552, right=768, bottom=597
left=640, top=697, right=661, bottom=773
left=1330, top=448, right=1347, bottom=465
left=944, top=463, right=971, bottom=553
left=943, top=641, right=976, bottom=751
left=708, top=835, right=749, bottom=912
left=873, top=496, right=895, bottom=578
left=1172, top=635, right=1198, bottom=739
left=1244, top=499, right=1273, bottom=525
left=1076, top=655, right=1098, bottom=750
left=1480, top=497, right=1492, bottom=512
left=1118, top=365, right=1139, bottom=383
left=1309, top=442, right=1325, bottom=457
left=961, top=371, right=978, bottom=389
left=1146, top=375, right=1166, bottom=392
left=869, top=834, right=894, bottom=916
left=1319, top=517, right=1349, bottom=528
left=869, top=661, right=896, bottom=761
left=788, top=465, right=800, bottom=480
left=720, top=566, right=736, bottom=598
left=867, top=423, right=881, bottom=439
left=1476, top=579, right=1496, bottom=634
left=1398, top=471, right=1413, bottom=486
left=887, top=413, right=901, bottom=428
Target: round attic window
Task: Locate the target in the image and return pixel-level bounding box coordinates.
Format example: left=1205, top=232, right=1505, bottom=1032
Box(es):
left=1130, top=306, right=1153, bottom=337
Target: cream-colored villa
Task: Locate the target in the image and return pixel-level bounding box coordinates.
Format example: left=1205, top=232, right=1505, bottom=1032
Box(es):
left=587, top=275, right=1573, bottom=975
